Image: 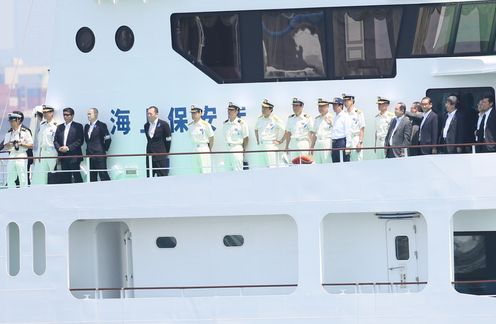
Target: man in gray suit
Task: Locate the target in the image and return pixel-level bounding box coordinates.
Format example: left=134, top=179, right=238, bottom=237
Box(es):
left=385, top=102, right=412, bottom=158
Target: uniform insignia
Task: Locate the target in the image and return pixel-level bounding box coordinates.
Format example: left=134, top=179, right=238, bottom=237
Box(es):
left=224, top=119, right=229, bottom=124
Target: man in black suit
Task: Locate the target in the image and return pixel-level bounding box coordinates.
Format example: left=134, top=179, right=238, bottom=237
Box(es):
left=54, top=107, right=84, bottom=183
left=439, top=96, right=469, bottom=154
left=418, top=96, right=438, bottom=155
left=144, top=106, right=172, bottom=177
left=84, top=108, right=112, bottom=181
left=476, top=95, right=496, bottom=153
left=385, top=102, right=412, bottom=158
left=408, top=102, right=422, bottom=156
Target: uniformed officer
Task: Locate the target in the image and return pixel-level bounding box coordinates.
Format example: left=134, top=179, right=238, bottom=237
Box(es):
left=310, top=98, right=333, bottom=163
left=32, top=105, right=58, bottom=185
left=285, top=98, right=313, bottom=160
left=223, top=102, right=249, bottom=171
left=2, top=112, right=34, bottom=188
left=188, top=105, right=214, bottom=174
left=330, top=98, right=352, bottom=163
left=375, top=97, right=395, bottom=159
left=343, top=94, right=365, bottom=161
left=255, top=99, right=285, bottom=168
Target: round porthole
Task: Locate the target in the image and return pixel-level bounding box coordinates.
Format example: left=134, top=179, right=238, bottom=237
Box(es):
left=115, top=25, right=134, bottom=52
left=75, top=27, right=95, bottom=53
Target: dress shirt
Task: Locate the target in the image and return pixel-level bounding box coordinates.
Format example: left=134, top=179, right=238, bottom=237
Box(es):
left=148, top=119, right=157, bottom=138
left=389, top=115, right=404, bottom=145
left=88, top=120, right=98, bottom=138
left=331, top=111, right=352, bottom=140
left=63, top=122, right=72, bottom=146
left=442, top=110, right=456, bottom=139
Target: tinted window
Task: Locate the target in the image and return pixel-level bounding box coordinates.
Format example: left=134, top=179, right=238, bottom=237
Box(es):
left=7, top=222, right=20, bottom=276
left=332, top=7, right=402, bottom=77
left=262, top=10, right=326, bottom=79
left=115, top=26, right=135, bottom=52
left=223, top=235, right=244, bottom=247
left=454, top=3, right=496, bottom=54
left=395, top=236, right=409, bottom=260
left=156, top=237, right=177, bottom=248
left=173, top=14, right=241, bottom=81
left=453, top=232, right=496, bottom=295
left=412, top=5, right=456, bottom=55
left=76, top=27, right=95, bottom=53
left=426, top=87, right=495, bottom=147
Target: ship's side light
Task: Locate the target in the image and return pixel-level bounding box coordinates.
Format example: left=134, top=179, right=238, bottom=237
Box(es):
left=375, top=212, right=420, bottom=219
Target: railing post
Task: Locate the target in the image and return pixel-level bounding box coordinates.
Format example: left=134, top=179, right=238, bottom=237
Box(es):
left=472, top=145, right=476, bottom=154
left=148, top=155, right=153, bottom=177
left=85, top=157, right=91, bottom=183
left=340, top=149, right=344, bottom=162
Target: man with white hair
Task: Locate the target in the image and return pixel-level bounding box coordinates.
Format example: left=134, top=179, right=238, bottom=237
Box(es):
left=440, top=95, right=468, bottom=154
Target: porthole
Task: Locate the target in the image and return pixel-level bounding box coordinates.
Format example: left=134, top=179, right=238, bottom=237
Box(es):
left=223, top=235, right=244, bottom=247
left=156, top=237, right=177, bottom=248
left=75, top=27, right=95, bottom=53
left=115, top=25, right=134, bottom=52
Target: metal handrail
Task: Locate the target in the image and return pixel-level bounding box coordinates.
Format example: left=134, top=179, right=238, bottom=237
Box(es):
left=70, top=283, right=298, bottom=292
left=323, top=281, right=428, bottom=286
left=0, top=141, right=494, bottom=161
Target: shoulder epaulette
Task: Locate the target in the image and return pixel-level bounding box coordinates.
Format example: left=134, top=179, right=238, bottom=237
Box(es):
left=188, top=121, right=194, bottom=126
left=21, top=127, right=28, bottom=131
left=7, top=129, right=13, bottom=133
left=355, top=109, right=362, bottom=114
left=40, top=121, right=47, bottom=125
left=224, top=119, right=229, bottom=124
left=375, top=113, right=380, bottom=118
left=237, top=118, right=243, bottom=124
left=258, top=115, right=263, bottom=119
left=315, top=115, right=322, bottom=119
left=54, top=122, right=57, bottom=125
left=289, top=114, right=295, bottom=118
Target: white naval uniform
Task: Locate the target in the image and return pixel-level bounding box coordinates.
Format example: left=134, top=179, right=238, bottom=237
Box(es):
left=223, top=118, right=249, bottom=171
left=255, top=113, right=285, bottom=168
left=375, top=110, right=395, bottom=159
left=32, top=120, right=58, bottom=185
left=345, top=107, right=365, bottom=161
left=3, top=127, right=33, bottom=188
left=188, top=119, right=214, bottom=174
left=312, top=113, right=333, bottom=163
left=286, top=113, right=313, bottom=159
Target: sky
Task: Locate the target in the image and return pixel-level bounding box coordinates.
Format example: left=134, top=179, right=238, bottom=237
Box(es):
left=0, top=0, right=56, bottom=67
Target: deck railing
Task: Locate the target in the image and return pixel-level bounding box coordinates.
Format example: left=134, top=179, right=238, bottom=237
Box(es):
left=0, top=142, right=494, bottom=189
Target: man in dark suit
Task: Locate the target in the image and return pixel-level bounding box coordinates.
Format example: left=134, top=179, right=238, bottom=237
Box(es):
left=407, top=102, right=422, bottom=156
left=418, top=96, right=438, bottom=155
left=84, top=108, right=112, bottom=181
left=476, top=95, right=496, bottom=153
left=385, top=102, right=412, bottom=158
left=439, top=96, right=469, bottom=154
left=54, top=107, right=84, bottom=183
left=144, top=106, right=172, bottom=177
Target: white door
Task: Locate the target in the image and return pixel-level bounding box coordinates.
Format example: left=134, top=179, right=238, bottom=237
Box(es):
left=386, top=220, right=419, bottom=291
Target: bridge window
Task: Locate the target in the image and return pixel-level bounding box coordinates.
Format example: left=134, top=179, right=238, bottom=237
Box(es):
left=223, top=235, right=244, bottom=247
left=115, top=26, right=135, bottom=52
left=75, top=27, right=96, bottom=53
left=412, top=5, right=456, bottom=55
left=33, top=222, right=46, bottom=276
left=262, top=10, right=326, bottom=80
left=172, top=14, right=241, bottom=81
left=454, top=3, right=496, bottom=54
left=7, top=222, right=20, bottom=276
left=332, top=7, right=402, bottom=78
left=156, top=237, right=177, bottom=248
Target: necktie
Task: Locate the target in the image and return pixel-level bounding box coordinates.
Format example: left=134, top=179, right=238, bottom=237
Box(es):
left=477, top=114, right=486, bottom=142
